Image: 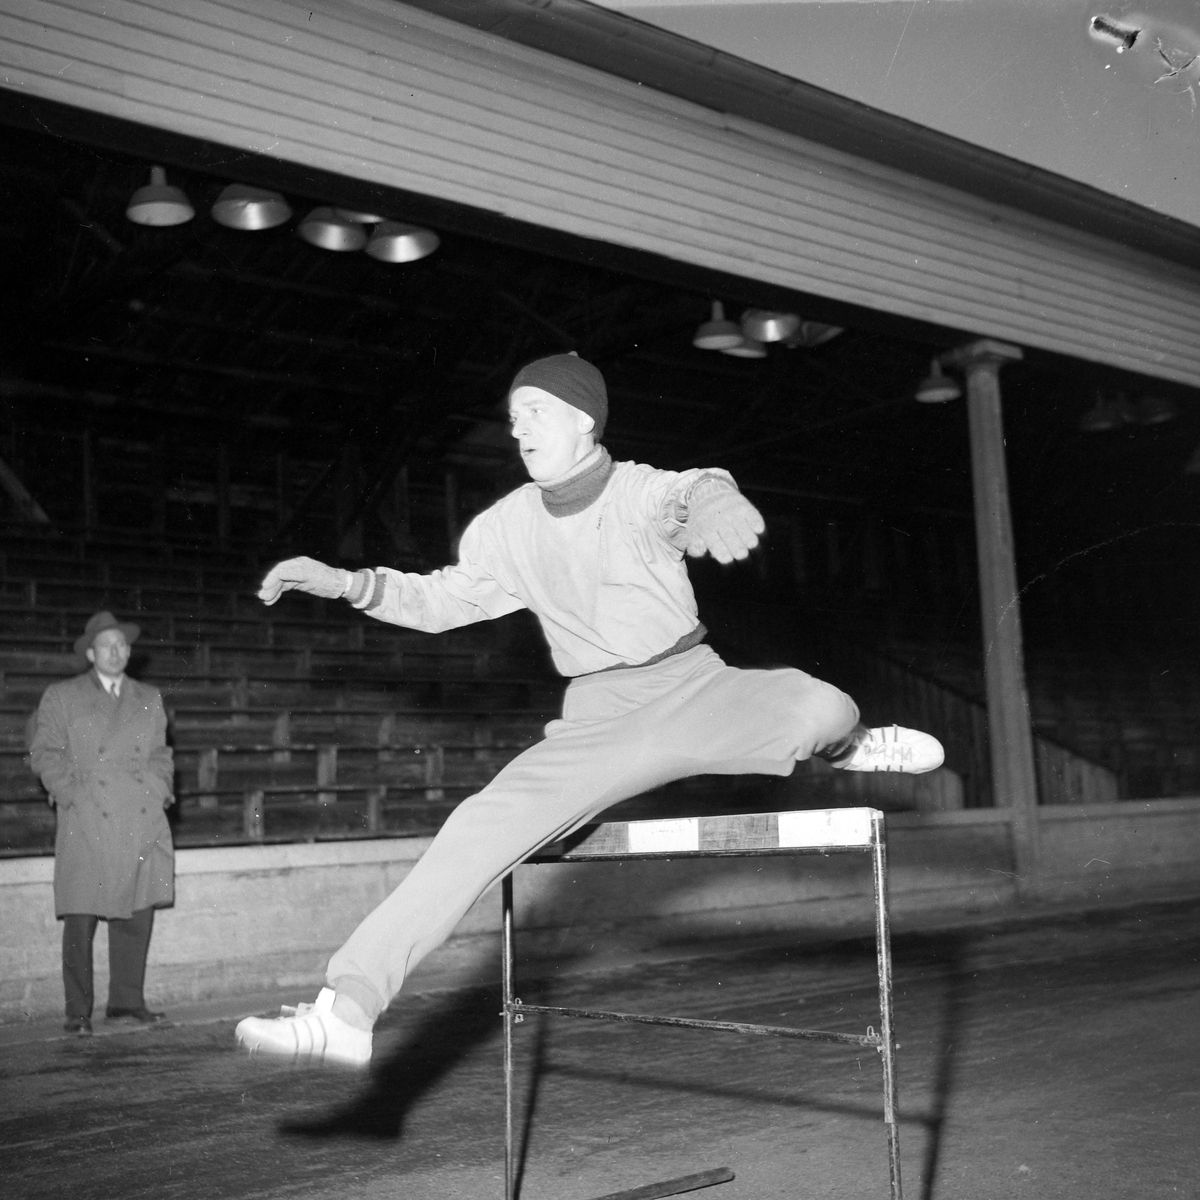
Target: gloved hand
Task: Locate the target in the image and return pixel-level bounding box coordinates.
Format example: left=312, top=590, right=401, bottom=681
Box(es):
left=258, top=557, right=349, bottom=606
left=685, top=482, right=765, bottom=564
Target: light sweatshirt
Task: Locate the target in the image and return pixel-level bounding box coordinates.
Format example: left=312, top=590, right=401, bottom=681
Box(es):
left=360, top=461, right=735, bottom=676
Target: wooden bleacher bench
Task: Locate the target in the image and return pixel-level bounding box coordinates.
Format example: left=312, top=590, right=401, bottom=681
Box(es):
left=0, top=555, right=252, bottom=591
left=0, top=640, right=549, bottom=685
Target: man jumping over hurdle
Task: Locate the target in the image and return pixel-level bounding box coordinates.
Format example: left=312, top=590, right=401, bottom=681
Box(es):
left=236, top=352, right=943, bottom=1068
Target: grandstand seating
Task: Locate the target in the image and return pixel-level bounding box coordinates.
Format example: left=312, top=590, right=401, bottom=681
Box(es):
left=2, top=516, right=1170, bottom=859
left=0, top=521, right=566, bottom=854
left=877, top=639, right=1200, bottom=800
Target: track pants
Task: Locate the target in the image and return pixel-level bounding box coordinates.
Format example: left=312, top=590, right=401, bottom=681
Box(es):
left=327, top=646, right=860, bottom=1021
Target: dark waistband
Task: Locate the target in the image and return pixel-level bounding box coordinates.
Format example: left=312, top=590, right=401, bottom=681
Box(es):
left=579, top=623, right=708, bottom=677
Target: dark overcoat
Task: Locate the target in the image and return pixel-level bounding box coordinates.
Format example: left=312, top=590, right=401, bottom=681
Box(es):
left=30, top=670, right=175, bottom=918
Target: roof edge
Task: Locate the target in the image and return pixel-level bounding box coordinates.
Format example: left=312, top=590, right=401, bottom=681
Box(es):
left=403, top=0, right=1200, bottom=271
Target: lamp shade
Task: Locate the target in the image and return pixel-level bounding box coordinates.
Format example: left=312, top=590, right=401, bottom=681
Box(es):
left=692, top=301, right=743, bottom=350
left=297, top=207, right=369, bottom=251
left=211, top=184, right=292, bottom=231
left=1078, top=394, right=1128, bottom=432
left=720, top=336, right=768, bottom=359
left=126, top=166, right=194, bottom=227
left=741, top=309, right=801, bottom=343
left=1134, top=395, right=1177, bottom=425
left=365, top=221, right=440, bottom=263
left=336, top=208, right=386, bottom=224
left=915, top=361, right=961, bottom=403
left=783, top=321, right=844, bottom=349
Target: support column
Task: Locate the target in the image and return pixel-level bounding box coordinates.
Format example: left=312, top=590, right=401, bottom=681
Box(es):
left=947, top=339, right=1039, bottom=891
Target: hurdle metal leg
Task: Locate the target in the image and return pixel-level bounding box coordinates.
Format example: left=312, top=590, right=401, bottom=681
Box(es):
left=501, top=807, right=902, bottom=1200
left=502, top=873, right=517, bottom=1200
left=872, top=811, right=902, bottom=1199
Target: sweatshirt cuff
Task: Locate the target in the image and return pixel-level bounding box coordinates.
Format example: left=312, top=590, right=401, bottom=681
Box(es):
left=663, top=471, right=739, bottom=531
left=684, top=472, right=739, bottom=507
left=343, top=569, right=374, bottom=607
left=351, top=569, right=388, bottom=611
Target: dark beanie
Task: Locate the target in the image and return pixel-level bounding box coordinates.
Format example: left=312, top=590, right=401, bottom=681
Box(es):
left=509, top=353, right=607, bottom=441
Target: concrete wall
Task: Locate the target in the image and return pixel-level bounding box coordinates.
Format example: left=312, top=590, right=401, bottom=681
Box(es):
left=3, top=799, right=1199, bottom=1022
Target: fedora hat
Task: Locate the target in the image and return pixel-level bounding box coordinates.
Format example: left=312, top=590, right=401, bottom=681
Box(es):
left=74, top=611, right=141, bottom=659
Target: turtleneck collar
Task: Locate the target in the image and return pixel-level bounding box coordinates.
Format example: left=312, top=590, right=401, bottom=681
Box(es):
left=537, top=445, right=614, bottom=517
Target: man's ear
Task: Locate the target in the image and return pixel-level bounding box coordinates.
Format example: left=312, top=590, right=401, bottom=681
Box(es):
left=85, top=648, right=96, bottom=665
left=576, top=410, right=595, bottom=437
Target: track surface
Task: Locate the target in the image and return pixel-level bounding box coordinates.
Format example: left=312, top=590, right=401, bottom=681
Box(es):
left=3, top=900, right=1197, bottom=1200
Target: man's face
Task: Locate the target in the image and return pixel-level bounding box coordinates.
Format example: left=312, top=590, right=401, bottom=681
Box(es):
left=87, top=629, right=130, bottom=679
left=508, top=386, right=594, bottom=482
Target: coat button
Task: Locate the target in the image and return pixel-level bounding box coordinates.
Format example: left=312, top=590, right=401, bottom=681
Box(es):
left=97, top=746, right=106, bottom=754
left=140, top=807, right=147, bottom=814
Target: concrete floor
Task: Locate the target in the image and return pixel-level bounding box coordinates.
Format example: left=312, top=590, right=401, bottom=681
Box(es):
left=2, top=898, right=1198, bottom=1200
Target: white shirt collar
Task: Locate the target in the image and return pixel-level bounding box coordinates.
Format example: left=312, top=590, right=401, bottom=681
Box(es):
left=97, top=673, right=124, bottom=697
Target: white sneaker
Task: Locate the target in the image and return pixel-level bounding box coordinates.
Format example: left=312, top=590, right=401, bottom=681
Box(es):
left=831, top=726, right=945, bottom=774
left=235, top=987, right=372, bottom=1069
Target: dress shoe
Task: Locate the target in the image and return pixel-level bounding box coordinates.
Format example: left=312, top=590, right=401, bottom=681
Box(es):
left=105, top=1006, right=166, bottom=1024
left=64, top=1016, right=93, bottom=1035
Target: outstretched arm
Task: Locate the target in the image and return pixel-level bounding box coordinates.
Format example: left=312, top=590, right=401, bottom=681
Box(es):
left=257, top=520, right=525, bottom=634
left=678, top=474, right=765, bottom=564
left=258, top=556, right=358, bottom=605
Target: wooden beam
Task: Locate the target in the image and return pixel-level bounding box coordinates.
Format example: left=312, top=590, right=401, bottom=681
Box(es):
left=0, top=453, right=52, bottom=524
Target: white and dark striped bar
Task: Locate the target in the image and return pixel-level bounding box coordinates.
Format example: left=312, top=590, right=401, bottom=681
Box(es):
left=531, top=807, right=880, bottom=862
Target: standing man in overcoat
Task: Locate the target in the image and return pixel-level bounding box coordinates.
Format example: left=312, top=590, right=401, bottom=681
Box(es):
left=30, top=611, right=175, bottom=1035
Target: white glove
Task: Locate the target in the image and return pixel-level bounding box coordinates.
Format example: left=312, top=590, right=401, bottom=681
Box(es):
left=258, top=557, right=349, bottom=606
left=685, top=483, right=764, bottom=564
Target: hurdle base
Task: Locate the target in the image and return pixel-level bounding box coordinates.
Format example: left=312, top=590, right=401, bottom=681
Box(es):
left=588, top=1165, right=735, bottom=1200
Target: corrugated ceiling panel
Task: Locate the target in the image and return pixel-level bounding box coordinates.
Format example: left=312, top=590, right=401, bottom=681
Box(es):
left=3, top=0, right=1199, bottom=385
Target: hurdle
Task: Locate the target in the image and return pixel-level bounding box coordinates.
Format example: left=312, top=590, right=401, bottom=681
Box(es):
left=501, top=806, right=902, bottom=1200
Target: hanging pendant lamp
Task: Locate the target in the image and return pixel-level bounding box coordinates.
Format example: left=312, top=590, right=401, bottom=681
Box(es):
left=692, top=301, right=743, bottom=350
left=783, top=321, right=844, bottom=349
left=211, top=184, right=292, bottom=231
left=297, top=207, right=369, bottom=251
left=720, top=336, right=768, bottom=359
left=126, top=166, right=194, bottom=227
left=1078, top=393, right=1129, bottom=432
left=915, top=361, right=962, bottom=403
left=364, top=225, right=446, bottom=265
left=336, top=208, right=386, bottom=224
left=365, top=221, right=440, bottom=263
left=741, top=309, right=801, bottom=344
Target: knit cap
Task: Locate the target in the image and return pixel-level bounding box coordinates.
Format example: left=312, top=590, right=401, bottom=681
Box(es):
left=509, top=352, right=607, bottom=441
